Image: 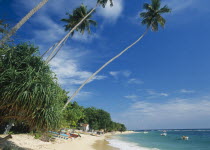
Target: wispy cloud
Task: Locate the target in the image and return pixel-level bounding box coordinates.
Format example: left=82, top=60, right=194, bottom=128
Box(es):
left=162, top=0, right=210, bottom=14
left=147, top=89, right=169, bottom=98
left=162, top=0, right=194, bottom=13
left=180, top=89, right=195, bottom=94
left=124, top=95, right=139, bottom=101
left=109, top=70, right=131, bottom=79
left=49, top=50, right=106, bottom=86
left=128, top=78, right=144, bottom=84
left=115, top=97, right=210, bottom=129
left=72, top=32, right=99, bottom=43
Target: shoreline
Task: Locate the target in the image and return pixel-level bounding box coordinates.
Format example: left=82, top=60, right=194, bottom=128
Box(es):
left=0, top=131, right=136, bottom=150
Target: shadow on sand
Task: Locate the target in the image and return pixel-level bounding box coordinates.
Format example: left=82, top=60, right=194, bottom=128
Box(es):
left=0, top=135, right=31, bottom=150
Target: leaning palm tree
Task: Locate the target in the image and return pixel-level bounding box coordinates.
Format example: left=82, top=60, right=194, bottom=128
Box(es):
left=45, top=4, right=97, bottom=63
left=63, top=0, right=171, bottom=109
left=43, top=0, right=113, bottom=63
left=0, top=0, right=49, bottom=46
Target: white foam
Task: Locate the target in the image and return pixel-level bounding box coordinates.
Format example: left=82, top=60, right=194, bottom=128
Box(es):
left=107, top=139, right=159, bottom=150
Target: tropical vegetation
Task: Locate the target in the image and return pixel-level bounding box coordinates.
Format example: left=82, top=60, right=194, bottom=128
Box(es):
left=0, top=43, right=126, bottom=133
left=0, top=0, right=171, bottom=136
left=0, top=43, right=66, bottom=131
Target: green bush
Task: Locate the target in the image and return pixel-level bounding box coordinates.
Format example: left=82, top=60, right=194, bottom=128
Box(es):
left=0, top=43, right=68, bottom=131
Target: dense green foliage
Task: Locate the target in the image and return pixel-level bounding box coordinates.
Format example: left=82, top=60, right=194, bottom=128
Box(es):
left=0, top=43, right=67, bottom=131
left=63, top=101, right=85, bottom=128
left=63, top=102, right=126, bottom=132
left=0, top=43, right=126, bottom=132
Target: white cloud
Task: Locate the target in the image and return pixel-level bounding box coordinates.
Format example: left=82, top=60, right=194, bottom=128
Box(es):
left=109, top=71, right=119, bottom=78
left=31, top=16, right=65, bottom=44
left=160, top=93, right=169, bottom=97
left=147, top=89, right=169, bottom=97
left=49, top=50, right=106, bottom=86
left=162, top=0, right=194, bottom=13
left=162, top=0, right=210, bottom=14
left=115, top=98, right=210, bottom=129
left=73, top=91, right=93, bottom=101
left=128, top=78, right=144, bottom=84
left=124, top=95, right=139, bottom=100
left=109, top=70, right=131, bottom=79
left=98, top=0, right=123, bottom=22
left=72, top=32, right=99, bottom=43
left=180, top=89, right=195, bottom=94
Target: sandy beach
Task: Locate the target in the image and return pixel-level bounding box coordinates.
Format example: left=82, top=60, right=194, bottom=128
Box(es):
left=0, top=131, right=135, bottom=150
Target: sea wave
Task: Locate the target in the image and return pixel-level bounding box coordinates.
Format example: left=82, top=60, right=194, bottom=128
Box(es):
left=107, top=139, right=159, bottom=150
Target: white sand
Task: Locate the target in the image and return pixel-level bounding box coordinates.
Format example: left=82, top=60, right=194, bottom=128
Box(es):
left=0, top=131, right=136, bottom=150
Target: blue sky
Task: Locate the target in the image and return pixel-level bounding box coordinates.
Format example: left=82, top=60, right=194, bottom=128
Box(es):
left=2, top=0, right=210, bottom=130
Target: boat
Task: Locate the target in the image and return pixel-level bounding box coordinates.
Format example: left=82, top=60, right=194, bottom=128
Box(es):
left=181, top=136, right=189, bottom=140
left=161, top=133, right=167, bottom=136
left=143, top=131, right=148, bottom=134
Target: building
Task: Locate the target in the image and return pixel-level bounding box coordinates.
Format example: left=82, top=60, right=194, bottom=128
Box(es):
left=81, top=124, right=89, bottom=132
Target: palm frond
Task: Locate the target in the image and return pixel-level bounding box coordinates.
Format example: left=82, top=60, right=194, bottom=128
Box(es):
left=143, top=3, right=153, bottom=11
left=158, top=5, right=171, bottom=13
left=97, top=0, right=113, bottom=8
left=157, top=15, right=166, bottom=28
left=152, top=20, right=158, bottom=31
left=151, top=0, right=161, bottom=10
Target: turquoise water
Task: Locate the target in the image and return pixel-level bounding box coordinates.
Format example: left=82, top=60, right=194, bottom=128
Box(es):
left=108, top=130, right=210, bottom=150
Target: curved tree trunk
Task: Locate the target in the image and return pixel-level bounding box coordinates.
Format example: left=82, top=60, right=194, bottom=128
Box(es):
left=63, top=28, right=149, bottom=110
left=0, top=0, right=49, bottom=46
left=45, top=4, right=98, bottom=63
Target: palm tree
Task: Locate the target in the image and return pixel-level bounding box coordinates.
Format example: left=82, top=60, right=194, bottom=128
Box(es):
left=43, top=0, right=113, bottom=63
left=63, top=0, right=171, bottom=109
left=0, top=0, right=49, bottom=46
left=45, top=4, right=97, bottom=63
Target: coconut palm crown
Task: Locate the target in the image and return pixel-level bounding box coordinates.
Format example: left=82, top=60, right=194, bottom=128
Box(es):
left=97, top=0, right=113, bottom=7
left=140, top=0, right=171, bottom=31
left=61, top=4, right=97, bottom=36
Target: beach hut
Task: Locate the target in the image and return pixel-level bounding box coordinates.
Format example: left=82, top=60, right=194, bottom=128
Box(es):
left=81, top=124, right=89, bottom=132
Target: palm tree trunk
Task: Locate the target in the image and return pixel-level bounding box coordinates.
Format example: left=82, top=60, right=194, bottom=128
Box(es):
left=47, top=37, right=68, bottom=62
left=45, top=4, right=98, bottom=63
left=41, top=42, right=58, bottom=58
left=0, top=0, right=49, bottom=46
left=63, top=28, right=150, bottom=110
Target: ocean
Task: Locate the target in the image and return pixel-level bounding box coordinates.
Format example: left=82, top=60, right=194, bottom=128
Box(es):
left=107, top=130, right=210, bottom=150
